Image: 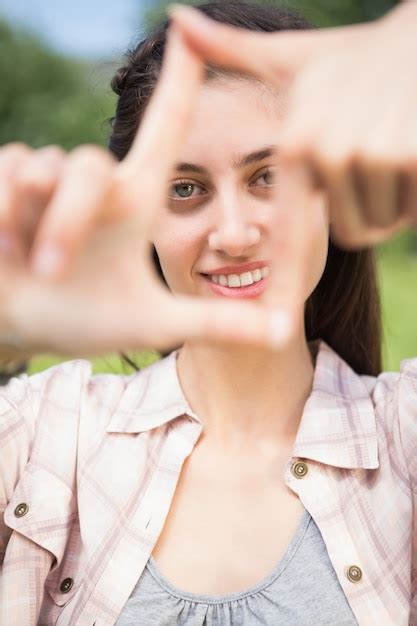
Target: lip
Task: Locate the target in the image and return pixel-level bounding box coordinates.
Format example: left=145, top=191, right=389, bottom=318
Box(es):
left=200, top=260, right=270, bottom=276
left=201, top=273, right=268, bottom=299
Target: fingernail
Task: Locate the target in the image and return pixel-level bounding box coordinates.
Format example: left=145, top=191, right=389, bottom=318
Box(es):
left=268, top=308, right=293, bottom=348
left=31, top=243, right=65, bottom=278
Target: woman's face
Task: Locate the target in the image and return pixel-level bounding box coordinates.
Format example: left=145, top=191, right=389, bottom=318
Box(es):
left=152, top=78, right=329, bottom=303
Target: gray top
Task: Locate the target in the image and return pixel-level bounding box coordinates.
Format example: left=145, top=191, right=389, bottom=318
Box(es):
left=116, top=507, right=358, bottom=625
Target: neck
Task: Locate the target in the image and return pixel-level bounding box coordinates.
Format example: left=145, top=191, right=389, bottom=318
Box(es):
left=176, top=329, right=317, bottom=454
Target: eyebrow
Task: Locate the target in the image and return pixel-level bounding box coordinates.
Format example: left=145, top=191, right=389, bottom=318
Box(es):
left=174, top=145, right=278, bottom=175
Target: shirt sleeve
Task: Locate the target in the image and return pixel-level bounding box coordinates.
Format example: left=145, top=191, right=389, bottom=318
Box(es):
left=397, top=357, right=417, bottom=615
left=0, top=360, right=91, bottom=565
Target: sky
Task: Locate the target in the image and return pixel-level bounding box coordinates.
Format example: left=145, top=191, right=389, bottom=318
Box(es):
left=0, top=0, right=156, bottom=59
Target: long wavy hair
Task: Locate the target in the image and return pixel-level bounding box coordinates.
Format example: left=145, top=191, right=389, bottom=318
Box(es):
left=108, top=0, right=382, bottom=376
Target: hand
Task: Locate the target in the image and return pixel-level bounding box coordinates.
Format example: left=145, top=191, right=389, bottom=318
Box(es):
left=0, top=27, right=294, bottom=360
left=168, top=1, right=417, bottom=249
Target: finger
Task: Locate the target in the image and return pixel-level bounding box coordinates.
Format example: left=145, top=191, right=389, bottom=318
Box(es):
left=263, top=158, right=318, bottom=346
left=356, top=214, right=411, bottom=247
left=29, top=146, right=115, bottom=279
left=168, top=4, right=343, bottom=85
left=151, top=291, right=296, bottom=351
left=355, top=159, right=399, bottom=228
left=107, top=283, right=300, bottom=353
left=313, top=155, right=370, bottom=249
left=0, top=143, right=32, bottom=255
left=116, top=25, right=204, bottom=237
left=15, top=146, right=65, bottom=251
left=16, top=146, right=65, bottom=199
left=321, top=156, right=410, bottom=249
left=14, top=276, right=294, bottom=356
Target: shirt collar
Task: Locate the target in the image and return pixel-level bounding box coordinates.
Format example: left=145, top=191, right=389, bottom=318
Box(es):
left=106, top=339, right=379, bottom=470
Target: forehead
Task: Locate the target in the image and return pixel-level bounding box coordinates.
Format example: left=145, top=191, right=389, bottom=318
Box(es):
left=177, top=78, right=285, bottom=168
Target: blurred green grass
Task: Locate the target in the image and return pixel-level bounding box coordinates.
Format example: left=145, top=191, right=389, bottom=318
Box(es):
left=27, top=231, right=417, bottom=377
left=377, top=234, right=417, bottom=371
left=27, top=349, right=160, bottom=377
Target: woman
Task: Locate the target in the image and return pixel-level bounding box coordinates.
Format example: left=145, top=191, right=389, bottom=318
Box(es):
left=0, top=2, right=415, bottom=625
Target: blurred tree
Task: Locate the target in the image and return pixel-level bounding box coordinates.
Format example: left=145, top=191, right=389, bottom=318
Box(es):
left=291, top=0, right=399, bottom=26
left=144, top=0, right=400, bottom=30
left=0, top=20, right=116, bottom=150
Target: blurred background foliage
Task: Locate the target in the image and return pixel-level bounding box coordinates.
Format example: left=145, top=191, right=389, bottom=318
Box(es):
left=145, top=0, right=399, bottom=28
left=0, top=20, right=117, bottom=149
left=1, top=0, right=416, bottom=374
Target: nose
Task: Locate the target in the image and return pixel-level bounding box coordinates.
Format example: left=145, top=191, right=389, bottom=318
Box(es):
left=208, top=203, right=261, bottom=256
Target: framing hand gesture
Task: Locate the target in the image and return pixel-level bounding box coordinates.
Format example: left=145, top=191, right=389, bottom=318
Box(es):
left=0, top=27, right=295, bottom=360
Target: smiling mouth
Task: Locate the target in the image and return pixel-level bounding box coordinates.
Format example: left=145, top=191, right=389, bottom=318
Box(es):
left=201, top=266, right=270, bottom=288
left=199, top=272, right=269, bottom=298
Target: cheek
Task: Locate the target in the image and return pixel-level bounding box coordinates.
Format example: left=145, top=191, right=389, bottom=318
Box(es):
left=152, top=217, right=203, bottom=290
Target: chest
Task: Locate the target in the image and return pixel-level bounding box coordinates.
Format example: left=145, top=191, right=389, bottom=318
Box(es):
left=151, top=452, right=306, bottom=595
left=5, top=424, right=411, bottom=626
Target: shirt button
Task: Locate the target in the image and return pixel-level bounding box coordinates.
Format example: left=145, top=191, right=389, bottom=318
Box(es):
left=14, top=503, right=29, bottom=517
left=291, top=460, right=308, bottom=478
left=346, top=565, right=362, bottom=583
left=60, top=577, right=74, bottom=593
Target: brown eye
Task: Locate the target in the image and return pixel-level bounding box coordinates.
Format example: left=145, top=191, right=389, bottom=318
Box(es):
left=170, top=181, right=205, bottom=200
left=251, top=168, right=278, bottom=187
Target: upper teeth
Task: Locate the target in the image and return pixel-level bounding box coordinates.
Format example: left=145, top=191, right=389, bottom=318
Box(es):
left=209, top=266, right=269, bottom=287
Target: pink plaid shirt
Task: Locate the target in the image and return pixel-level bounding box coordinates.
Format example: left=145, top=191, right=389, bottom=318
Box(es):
left=0, top=339, right=415, bottom=625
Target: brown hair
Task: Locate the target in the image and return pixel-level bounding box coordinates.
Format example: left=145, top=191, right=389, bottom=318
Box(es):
left=108, top=0, right=382, bottom=377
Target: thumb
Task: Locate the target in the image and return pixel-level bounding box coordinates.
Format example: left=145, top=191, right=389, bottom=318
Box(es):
left=168, top=4, right=332, bottom=84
